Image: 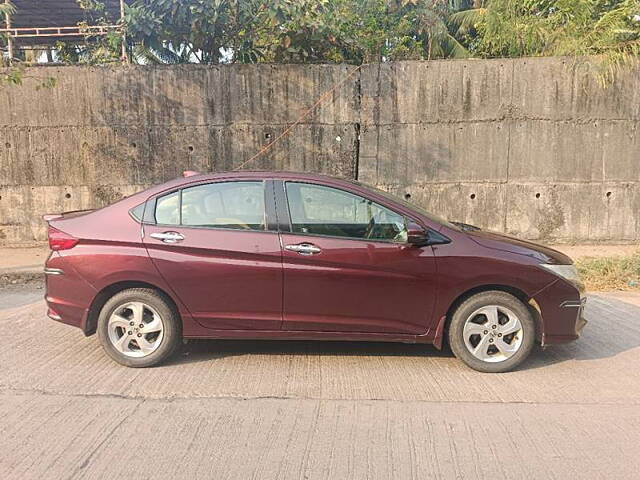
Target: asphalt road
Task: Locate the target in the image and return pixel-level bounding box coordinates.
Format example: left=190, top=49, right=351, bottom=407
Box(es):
left=1, top=287, right=640, bottom=480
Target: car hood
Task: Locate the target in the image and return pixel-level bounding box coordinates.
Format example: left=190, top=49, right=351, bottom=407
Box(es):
left=464, top=229, right=573, bottom=265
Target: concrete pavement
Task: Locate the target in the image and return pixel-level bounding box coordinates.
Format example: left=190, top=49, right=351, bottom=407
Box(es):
left=1, top=290, right=640, bottom=479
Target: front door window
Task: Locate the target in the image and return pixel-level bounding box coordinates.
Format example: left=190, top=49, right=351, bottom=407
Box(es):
left=285, top=182, right=408, bottom=242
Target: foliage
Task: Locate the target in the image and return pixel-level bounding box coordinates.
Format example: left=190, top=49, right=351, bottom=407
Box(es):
left=1, top=67, right=22, bottom=86
left=266, top=0, right=470, bottom=63
left=0, top=1, right=16, bottom=61
left=116, top=0, right=640, bottom=76
left=4, top=0, right=638, bottom=84
left=124, top=0, right=272, bottom=64
left=0, top=63, right=58, bottom=89
left=61, top=1, right=124, bottom=64
left=576, top=251, right=640, bottom=291
left=451, top=0, right=640, bottom=83
left=121, top=0, right=469, bottom=64
left=53, top=30, right=123, bottom=65
left=0, top=0, right=14, bottom=17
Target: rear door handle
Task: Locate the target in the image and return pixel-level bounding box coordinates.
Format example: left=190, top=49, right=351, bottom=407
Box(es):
left=150, top=231, right=184, bottom=243
left=285, top=243, right=321, bottom=255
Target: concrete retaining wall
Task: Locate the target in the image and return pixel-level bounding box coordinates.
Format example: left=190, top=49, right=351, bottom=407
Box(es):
left=1, top=58, right=638, bottom=243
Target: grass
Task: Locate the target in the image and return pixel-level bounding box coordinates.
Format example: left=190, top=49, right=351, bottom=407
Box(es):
left=576, top=251, right=640, bottom=291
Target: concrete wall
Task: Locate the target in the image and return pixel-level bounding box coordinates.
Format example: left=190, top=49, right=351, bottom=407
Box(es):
left=1, top=58, right=638, bottom=244
left=358, top=58, right=640, bottom=242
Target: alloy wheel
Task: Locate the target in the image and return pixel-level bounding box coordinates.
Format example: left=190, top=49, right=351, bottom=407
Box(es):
left=462, top=305, right=523, bottom=363
left=107, top=301, right=164, bottom=358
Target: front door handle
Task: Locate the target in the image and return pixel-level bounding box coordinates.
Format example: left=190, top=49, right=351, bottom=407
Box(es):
left=150, top=231, right=184, bottom=243
left=285, top=243, right=321, bottom=255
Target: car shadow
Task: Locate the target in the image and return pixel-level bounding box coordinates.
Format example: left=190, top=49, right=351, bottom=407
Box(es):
left=165, top=294, right=640, bottom=371
left=521, top=294, right=640, bottom=370
left=169, top=338, right=454, bottom=367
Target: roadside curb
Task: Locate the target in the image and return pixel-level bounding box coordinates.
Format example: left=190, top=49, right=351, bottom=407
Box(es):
left=0, top=266, right=43, bottom=286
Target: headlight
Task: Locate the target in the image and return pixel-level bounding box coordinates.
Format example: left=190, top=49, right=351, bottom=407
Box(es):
left=539, top=264, right=583, bottom=288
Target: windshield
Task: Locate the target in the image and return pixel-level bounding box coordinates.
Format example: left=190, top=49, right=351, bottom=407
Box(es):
left=349, top=180, right=461, bottom=231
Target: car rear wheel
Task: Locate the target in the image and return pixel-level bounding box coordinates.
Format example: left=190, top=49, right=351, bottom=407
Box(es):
left=448, top=291, right=535, bottom=373
left=97, top=288, right=182, bottom=367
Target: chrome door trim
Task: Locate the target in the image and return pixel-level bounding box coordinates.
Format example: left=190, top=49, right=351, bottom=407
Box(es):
left=284, top=243, right=321, bottom=255
left=149, top=231, right=185, bottom=243
left=44, top=267, right=64, bottom=275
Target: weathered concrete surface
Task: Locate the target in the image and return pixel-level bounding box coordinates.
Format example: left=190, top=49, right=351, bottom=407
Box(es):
left=1, top=291, right=640, bottom=478
left=359, top=58, right=640, bottom=242
left=1, top=58, right=639, bottom=243
left=0, top=64, right=360, bottom=243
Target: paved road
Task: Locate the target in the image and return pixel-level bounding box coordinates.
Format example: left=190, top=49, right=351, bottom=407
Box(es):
left=1, top=289, right=640, bottom=479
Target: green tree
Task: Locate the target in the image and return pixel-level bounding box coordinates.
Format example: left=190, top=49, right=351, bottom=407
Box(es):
left=452, top=0, right=640, bottom=83
left=124, top=0, right=272, bottom=64
left=267, top=0, right=470, bottom=63
left=7, top=0, right=638, bottom=84
left=122, top=0, right=468, bottom=64
left=0, top=0, right=15, bottom=66
left=45, top=0, right=125, bottom=64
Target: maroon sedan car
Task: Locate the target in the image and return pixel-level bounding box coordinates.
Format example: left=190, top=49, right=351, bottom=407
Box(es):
left=43, top=171, right=586, bottom=372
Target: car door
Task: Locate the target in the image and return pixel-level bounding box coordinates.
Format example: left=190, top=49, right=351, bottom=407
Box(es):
left=143, top=179, right=283, bottom=330
left=277, top=180, right=438, bottom=335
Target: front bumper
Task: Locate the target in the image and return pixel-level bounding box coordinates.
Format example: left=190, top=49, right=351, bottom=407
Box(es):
left=556, top=296, right=588, bottom=340
left=534, top=280, right=588, bottom=345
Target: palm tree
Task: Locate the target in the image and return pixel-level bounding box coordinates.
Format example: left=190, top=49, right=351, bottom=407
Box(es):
left=0, top=1, right=14, bottom=16
left=451, top=0, right=640, bottom=84
left=1, top=1, right=16, bottom=66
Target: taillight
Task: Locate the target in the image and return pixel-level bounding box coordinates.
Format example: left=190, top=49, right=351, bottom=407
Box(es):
left=48, top=226, right=78, bottom=251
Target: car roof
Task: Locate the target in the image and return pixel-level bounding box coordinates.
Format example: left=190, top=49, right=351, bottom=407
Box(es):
left=178, top=170, right=344, bottom=182
left=133, top=170, right=359, bottom=203
left=150, top=170, right=354, bottom=192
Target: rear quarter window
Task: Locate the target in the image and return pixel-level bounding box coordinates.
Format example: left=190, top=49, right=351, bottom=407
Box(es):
left=129, top=203, right=145, bottom=222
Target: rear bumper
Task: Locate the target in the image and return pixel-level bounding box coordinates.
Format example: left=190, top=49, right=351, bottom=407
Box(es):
left=44, top=252, right=95, bottom=332
left=45, top=294, right=89, bottom=330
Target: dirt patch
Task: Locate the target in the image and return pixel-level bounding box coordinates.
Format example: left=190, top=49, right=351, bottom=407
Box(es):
left=0, top=246, right=49, bottom=270
left=0, top=272, right=44, bottom=287
left=551, top=244, right=640, bottom=259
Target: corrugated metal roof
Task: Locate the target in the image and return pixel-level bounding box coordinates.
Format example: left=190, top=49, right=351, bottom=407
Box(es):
left=9, top=0, right=122, bottom=28
left=2, top=0, right=123, bottom=45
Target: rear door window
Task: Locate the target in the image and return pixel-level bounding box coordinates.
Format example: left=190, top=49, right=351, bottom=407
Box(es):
left=154, top=191, right=180, bottom=225
left=181, top=181, right=266, bottom=230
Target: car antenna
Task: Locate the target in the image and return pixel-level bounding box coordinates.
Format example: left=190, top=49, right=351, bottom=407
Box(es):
left=233, top=64, right=363, bottom=172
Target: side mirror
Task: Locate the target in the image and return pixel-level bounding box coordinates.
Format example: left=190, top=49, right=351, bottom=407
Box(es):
left=406, top=222, right=430, bottom=246
left=406, top=222, right=451, bottom=247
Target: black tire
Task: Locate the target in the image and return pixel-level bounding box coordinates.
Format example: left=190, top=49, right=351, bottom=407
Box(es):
left=97, top=288, right=182, bottom=367
left=447, top=291, right=535, bottom=373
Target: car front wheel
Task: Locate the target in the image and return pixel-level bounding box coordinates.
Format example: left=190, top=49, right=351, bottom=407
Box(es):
left=97, top=288, right=182, bottom=367
left=448, top=291, right=535, bottom=373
